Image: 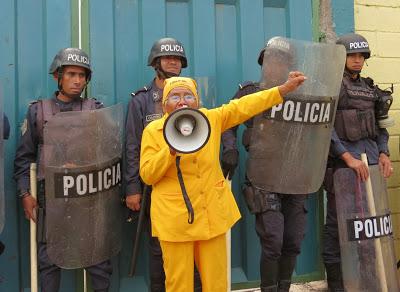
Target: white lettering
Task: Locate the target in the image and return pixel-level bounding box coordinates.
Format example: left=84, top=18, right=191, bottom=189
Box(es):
left=67, top=53, right=90, bottom=65
left=318, top=103, right=325, bottom=122
left=283, top=101, right=295, bottom=121
left=303, top=103, right=310, bottom=122
left=116, top=162, right=121, bottom=184
left=309, top=103, right=320, bottom=123
left=76, top=174, right=87, bottom=196
left=373, top=218, right=381, bottom=236
left=322, top=103, right=331, bottom=123
left=270, top=104, right=282, bottom=118
left=88, top=173, right=97, bottom=194
left=365, top=219, right=373, bottom=238
left=349, top=41, right=369, bottom=50
left=354, top=220, right=364, bottom=239
left=160, top=44, right=183, bottom=53
left=294, top=102, right=303, bottom=122
left=104, top=168, right=112, bottom=189
left=384, top=216, right=389, bottom=234
left=63, top=176, right=74, bottom=196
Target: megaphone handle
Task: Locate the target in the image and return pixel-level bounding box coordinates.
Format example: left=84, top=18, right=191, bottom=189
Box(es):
left=176, top=156, right=195, bottom=224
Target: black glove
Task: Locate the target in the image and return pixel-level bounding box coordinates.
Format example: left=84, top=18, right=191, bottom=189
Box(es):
left=221, top=149, right=239, bottom=180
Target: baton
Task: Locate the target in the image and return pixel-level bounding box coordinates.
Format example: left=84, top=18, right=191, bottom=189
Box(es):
left=361, top=153, right=388, bottom=292
left=128, top=185, right=149, bottom=277
left=30, top=163, right=38, bottom=292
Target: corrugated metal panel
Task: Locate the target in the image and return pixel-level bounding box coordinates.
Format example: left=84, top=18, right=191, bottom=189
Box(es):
left=0, top=0, right=354, bottom=290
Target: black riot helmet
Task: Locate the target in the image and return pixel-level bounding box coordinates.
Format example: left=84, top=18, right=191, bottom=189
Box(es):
left=336, top=33, right=371, bottom=59
left=49, top=48, right=92, bottom=98
left=147, top=38, right=187, bottom=68
left=258, top=36, right=294, bottom=66
left=49, top=47, right=92, bottom=79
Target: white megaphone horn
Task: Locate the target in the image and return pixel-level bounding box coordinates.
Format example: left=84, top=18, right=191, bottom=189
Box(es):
left=163, top=107, right=211, bottom=153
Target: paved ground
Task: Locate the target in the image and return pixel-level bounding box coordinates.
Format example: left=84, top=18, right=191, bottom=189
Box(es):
left=235, top=280, right=328, bottom=291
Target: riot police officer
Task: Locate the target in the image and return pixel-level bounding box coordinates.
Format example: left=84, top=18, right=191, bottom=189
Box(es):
left=221, top=37, right=308, bottom=292
left=322, top=33, right=393, bottom=292
left=124, top=37, right=201, bottom=291
left=13, top=48, right=112, bottom=292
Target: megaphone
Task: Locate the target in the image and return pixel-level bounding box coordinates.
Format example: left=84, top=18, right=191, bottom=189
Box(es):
left=163, top=107, right=211, bottom=153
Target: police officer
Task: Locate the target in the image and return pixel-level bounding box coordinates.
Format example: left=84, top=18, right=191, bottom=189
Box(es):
left=322, top=33, right=393, bottom=292
left=14, top=48, right=112, bottom=292
left=221, top=38, right=308, bottom=292
left=124, top=37, right=201, bottom=291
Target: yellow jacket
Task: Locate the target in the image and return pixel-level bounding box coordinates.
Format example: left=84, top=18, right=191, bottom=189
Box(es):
left=140, top=87, right=283, bottom=242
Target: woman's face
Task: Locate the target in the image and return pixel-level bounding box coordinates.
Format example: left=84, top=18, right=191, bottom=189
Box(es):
left=163, top=87, right=198, bottom=114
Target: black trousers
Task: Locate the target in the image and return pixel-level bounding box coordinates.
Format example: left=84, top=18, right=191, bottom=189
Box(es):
left=38, top=243, right=112, bottom=292
left=255, top=194, right=307, bottom=287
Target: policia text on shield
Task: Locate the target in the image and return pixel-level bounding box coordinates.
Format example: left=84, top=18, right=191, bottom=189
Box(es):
left=139, top=74, right=305, bottom=292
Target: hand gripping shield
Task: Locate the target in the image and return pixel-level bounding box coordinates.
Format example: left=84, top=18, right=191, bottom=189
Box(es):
left=334, top=166, right=399, bottom=291
left=43, top=104, right=123, bottom=268
left=247, top=38, right=346, bottom=193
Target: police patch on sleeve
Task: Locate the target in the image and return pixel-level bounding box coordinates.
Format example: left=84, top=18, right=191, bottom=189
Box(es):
left=21, top=118, right=28, bottom=136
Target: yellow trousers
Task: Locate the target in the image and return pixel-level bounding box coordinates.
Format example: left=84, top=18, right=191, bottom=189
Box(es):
left=159, top=233, right=227, bottom=292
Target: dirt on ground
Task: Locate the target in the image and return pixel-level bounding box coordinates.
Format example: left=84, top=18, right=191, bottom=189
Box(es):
left=235, top=280, right=328, bottom=292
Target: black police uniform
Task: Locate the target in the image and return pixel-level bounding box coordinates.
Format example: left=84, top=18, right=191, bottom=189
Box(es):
left=221, top=82, right=307, bottom=292
left=322, top=70, right=390, bottom=290
left=124, top=80, right=201, bottom=292
left=14, top=93, right=112, bottom=292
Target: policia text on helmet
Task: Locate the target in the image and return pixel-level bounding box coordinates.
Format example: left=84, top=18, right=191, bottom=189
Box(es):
left=48, top=48, right=92, bottom=100
left=336, top=33, right=394, bottom=128
left=147, top=37, right=188, bottom=79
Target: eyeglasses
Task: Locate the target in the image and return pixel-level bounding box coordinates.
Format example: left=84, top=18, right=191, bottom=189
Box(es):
left=167, top=95, right=197, bottom=103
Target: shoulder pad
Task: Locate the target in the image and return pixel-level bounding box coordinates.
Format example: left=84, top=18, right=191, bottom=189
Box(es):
left=29, top=100, right=40, bottom=106
left=363, top=77, right=374, bottom=87
left=131, top=85, right=152, bottom=97
left=238, top=81, right=257, bottom=90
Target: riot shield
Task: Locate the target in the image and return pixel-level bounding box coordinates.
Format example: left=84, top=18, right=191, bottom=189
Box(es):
left=247, top=37, right=346, bottom=194
left=44, top=103, right=123, bottom=269
left=0, top=82, right=4, bottom=233
left=334, top=166, right=399, bottom=291
left=195, top=76, right=217, bottom=108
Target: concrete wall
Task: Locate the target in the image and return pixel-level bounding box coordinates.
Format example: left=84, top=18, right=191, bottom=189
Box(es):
left=354, top=0, right=400, bottom=265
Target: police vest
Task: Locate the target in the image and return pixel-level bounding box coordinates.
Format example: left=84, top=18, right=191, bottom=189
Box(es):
left=37, top=98, right=98, bottom=180
left=334, top=74, right=378, bottom=142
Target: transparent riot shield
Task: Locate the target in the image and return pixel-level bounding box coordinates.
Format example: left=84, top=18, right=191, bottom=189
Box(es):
left=334, top=166, right=399, bottom=291
left=195, top=76, right=217, bottom=108
left=44, top=103, right=123, bottom=268
left=0, top=82, right=4, bottom=233
left=247, top=37, right=346, bottom=194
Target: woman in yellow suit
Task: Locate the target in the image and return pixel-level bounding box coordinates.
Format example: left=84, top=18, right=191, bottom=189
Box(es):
left=140, top=73, right=305, bottom=292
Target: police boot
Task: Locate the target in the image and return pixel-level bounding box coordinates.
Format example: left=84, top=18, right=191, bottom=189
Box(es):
left=277, top=256, right=297, bottom=292
left=325, top=263, right=344, bottom=292
left=261, top=285, right=278, bottom=292
left=260, top=259, right=279, bottom=290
